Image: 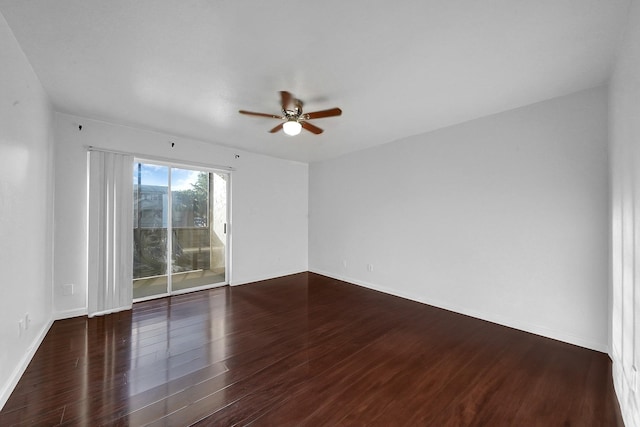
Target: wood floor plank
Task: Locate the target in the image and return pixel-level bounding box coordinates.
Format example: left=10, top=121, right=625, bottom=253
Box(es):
left=0, top=272, right=624, bottom=426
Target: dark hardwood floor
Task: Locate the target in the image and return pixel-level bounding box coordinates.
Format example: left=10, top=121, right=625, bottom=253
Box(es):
left=0, top=272, right=624, bottom=426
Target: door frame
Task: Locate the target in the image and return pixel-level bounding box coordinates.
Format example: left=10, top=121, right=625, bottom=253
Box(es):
left=132, top=157, right=231, bottom=302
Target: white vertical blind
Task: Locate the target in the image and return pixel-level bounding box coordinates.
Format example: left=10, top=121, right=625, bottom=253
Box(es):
left=87, top=150, right=134, bottom=317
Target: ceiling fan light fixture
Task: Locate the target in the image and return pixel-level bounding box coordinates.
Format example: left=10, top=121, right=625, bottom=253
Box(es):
left=239, top=92, right=341, bottom=135
left=283, top=120, right=302, bottom=136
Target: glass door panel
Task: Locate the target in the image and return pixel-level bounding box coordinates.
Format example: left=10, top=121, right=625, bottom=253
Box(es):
left=170, top=168, right=227, bottom=292
left=133, top=163, right=169, bottom=299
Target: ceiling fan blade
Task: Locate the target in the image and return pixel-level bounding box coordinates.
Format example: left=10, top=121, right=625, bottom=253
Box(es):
left=301, top=121, right=324, bottom=134
left=269, top=123, right=284, bottom=133
left=280, top=91, right=293, bottom=111
left=304, top=107, right=342, bottom=120
left=239, top=110, right=283, bottom=119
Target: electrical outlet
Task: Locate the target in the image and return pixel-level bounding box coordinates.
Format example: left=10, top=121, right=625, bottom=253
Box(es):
left=367, top=263, right=374, bottom=272
left=24, top=313, right=30, bottom=330
left=18, top=319, right=24, bottom=337
left=62, top=283, right=74, bottom=296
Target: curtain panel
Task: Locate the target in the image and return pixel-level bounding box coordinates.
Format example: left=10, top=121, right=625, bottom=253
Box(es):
left=87, top=150, right=134, bottom=317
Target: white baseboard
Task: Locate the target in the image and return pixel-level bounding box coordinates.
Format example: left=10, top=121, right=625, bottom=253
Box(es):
left=54, top=307, right=88, bottom=320
left=309, top=268, right=608, bottom=353
left=0, top=317, right=53, bottom=411
left=230, top=269, right=307, bottom=287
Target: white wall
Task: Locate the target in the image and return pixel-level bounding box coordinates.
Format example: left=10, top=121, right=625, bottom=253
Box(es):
left=310, top=87, right=609, bottom=351
left=0, top=13, right=54, bottom=409
left=53, top=113, right=308, bottom=317
left=609, top=0, right=640, bottom=424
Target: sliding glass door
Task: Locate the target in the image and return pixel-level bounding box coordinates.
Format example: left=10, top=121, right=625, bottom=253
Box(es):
left=133, top=161, right=229, bottom=300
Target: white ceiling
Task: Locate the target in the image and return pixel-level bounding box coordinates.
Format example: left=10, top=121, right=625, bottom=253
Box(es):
left=0, top=0, right=630, bottom=162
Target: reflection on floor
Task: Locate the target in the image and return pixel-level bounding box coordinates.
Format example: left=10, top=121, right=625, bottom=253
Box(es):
left=133, top=268, right=225, bottom=299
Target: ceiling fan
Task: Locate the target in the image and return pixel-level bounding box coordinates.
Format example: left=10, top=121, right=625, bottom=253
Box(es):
left=239, top=91, right=342, bottom=136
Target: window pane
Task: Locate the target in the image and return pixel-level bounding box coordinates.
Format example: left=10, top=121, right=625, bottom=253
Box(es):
left=133, top=163, right=169, bottom=299
left=171, top=169, right=226, bottom=291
